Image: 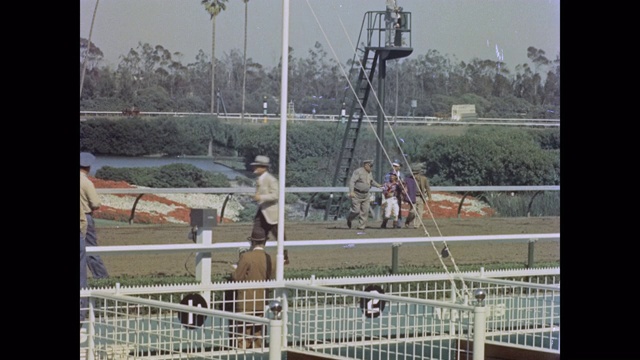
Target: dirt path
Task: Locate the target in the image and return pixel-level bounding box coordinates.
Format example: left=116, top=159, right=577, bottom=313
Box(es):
left=94, top=216, right=560, bottom=278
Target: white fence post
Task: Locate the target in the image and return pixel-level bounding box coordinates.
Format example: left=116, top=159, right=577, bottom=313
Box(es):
left=473, top=303, right=487, bottom=360
left=87, top=300, right=95, bottom=360
left=269, top=319, right=283, bottom=360
left=192, top=209, right=216, bottom=286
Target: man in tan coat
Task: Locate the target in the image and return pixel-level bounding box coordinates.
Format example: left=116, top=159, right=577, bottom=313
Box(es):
left=347, top=159, right=383, bottom=230
left=232, top=238, right=273, bottom=349
left=413, top=164, right=432, bottom=225
left=248, top=155, right=289, bottom=263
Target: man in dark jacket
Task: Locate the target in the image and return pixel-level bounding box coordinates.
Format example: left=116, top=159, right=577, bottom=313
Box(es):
left=403, top=168, right=419, bottom=228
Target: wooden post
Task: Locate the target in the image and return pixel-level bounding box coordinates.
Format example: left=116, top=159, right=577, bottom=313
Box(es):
left=391, top=243, right=401, bottom=273
left=527, top=238, right=537, bottom=268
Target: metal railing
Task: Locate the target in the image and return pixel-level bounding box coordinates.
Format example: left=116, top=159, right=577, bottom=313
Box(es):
left=81, top=268, right=560, bottom=359
left=80, top=111, right=560, bottom=127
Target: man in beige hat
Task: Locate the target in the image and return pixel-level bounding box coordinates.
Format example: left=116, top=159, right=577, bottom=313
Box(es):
left=347, top=159, right=383, bottom=230
left=248, top=155, right=289, bottom=264
left=413, top=163, right=432, bottom=227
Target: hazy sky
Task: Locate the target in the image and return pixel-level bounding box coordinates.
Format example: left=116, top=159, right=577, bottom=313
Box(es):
left=80, top=0, right=560, bottom=70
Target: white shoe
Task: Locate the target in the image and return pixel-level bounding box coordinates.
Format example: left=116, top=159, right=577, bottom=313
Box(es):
left=80, top=328, right=88, bottom=343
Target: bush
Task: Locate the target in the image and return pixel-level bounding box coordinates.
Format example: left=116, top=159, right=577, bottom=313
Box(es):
left=95, top=163, right=231, bottom=188
left=483, top=191, right=559, bottom=217
left=237, top=203, right=258, bottom=222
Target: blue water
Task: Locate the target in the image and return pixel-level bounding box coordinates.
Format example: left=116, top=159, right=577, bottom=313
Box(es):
left=90, top=155, right=245, bottom=180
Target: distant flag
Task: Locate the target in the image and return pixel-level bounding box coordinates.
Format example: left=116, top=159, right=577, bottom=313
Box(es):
left=495, top=44, right=504, bottom=62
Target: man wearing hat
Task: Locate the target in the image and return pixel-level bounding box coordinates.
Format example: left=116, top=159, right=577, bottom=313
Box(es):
left=231, top=237, right=272, bottom=349
left=384, top=160, right=404, bottom=183
left=413, top=163, right=432, bottom=227
left=347, top=159, right=383, bottom=230
left=402, top=165, right=420, bottom=228
left=248, top=155, right=289, bottom=264
left=80, top=152, right=109, bottom=279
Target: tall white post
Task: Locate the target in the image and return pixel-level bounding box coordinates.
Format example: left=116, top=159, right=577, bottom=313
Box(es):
left=473, top=305, right=486, bottom=360
left=269, top=319, right=283, bottom=360
left=276, top=0, right=289, bottom=282
left=195, top=226, right=213, bottom=285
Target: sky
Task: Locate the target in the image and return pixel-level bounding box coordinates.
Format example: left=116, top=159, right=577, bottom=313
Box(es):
left=79, top=0, right=560, bottom=71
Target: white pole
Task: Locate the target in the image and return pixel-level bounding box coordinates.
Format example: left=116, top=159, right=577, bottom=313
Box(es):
left=268, top=319, right=283, bottom=360
left=473, top=305, right=486, bottom=360
left=276, top=0, right=289, bottom=282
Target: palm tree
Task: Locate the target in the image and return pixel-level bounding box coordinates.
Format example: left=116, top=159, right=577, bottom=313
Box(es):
left=241, top=0, right=249, bottom=121
left=201, top=0, right=228, bottom=114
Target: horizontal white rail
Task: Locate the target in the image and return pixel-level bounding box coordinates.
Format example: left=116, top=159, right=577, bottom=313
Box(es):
left=86, top=233, right=559, bottom=256
left=80, top=111, right=559, bottom=127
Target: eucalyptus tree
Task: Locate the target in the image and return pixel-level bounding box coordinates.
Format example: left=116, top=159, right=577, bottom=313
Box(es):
left=189, top=50, right=213, bottom=108
left=464, top=58, right=500, bottom=99
left=412, top=50, right=453, bottom=97
left=491, top=67, right=512, bottom=98
left=117, top=48, right=143, bottom=101
left=166, top=54, right=190, bottom=99
left=514, top=63, right=539, bottom=105
left=291, top=42, right=340, bottom=114
left=527, top=46, right=551, bottom=74
left=217, top=49, right=246, bottom=111
left=201, top=0, right=228, bottom=114
left=80, top=38, right=105, bottom=100
left=541, top=53, right=560, bottom=110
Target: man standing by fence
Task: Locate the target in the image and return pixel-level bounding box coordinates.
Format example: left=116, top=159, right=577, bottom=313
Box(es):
left=413, top=164, right=432, bottom=227
left=80, top=152, right=109, bottom=279
left=231, top=238, right=273, bottom=349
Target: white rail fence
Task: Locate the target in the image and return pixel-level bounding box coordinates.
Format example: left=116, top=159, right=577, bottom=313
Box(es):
left=80, top=111, right=560, bottom=127
left=81, top=268, right=560, bottom=359
left=82, top=231, right=560, bottom=358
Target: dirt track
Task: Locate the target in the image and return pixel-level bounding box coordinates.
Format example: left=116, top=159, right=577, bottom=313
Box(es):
left=93, top=216, right=560, bottom=278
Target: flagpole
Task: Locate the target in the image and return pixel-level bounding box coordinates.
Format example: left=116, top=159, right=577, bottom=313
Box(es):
left=276, top=0, right=289, bottom=282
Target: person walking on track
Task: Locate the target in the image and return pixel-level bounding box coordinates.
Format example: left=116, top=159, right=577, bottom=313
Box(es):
left=247, top=155, right=289, bottom=264
left=413, top=163, right=432, bottom=227
left=80, top=152, right=109, bottom=279
left=347, top=159, right=383, bottom=230
left=381, top=173, right=402, bottom=228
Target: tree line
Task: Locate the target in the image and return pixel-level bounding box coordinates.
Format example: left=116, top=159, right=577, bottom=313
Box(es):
left=80, top=37, right=560, bottom=119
